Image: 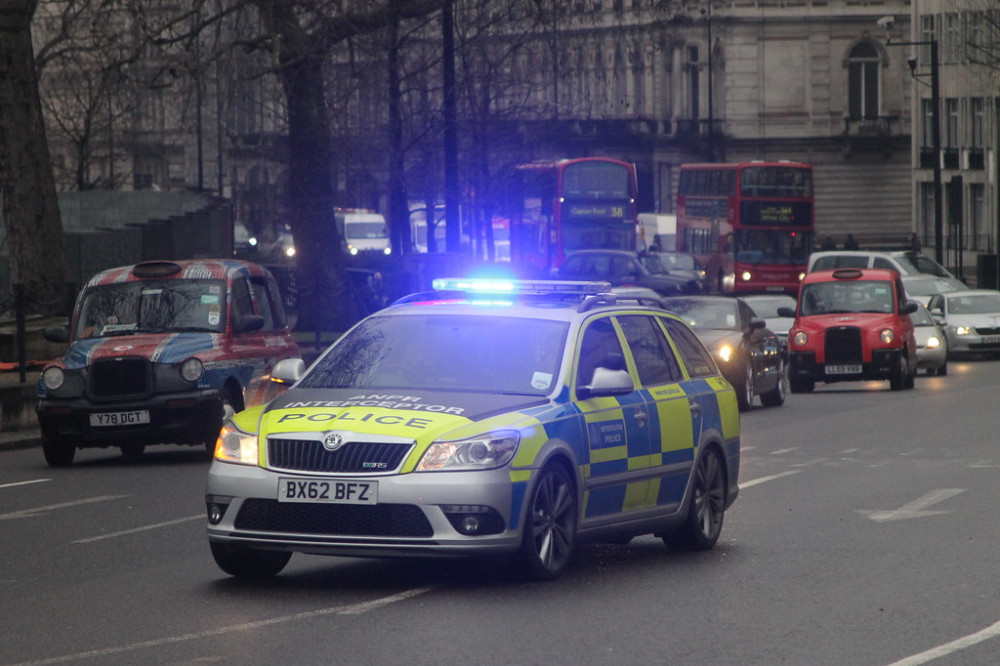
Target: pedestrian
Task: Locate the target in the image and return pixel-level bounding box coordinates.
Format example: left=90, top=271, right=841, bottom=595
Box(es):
left=844, top=234, right=859, bottom=250
left=820, top=236, right=836, bottom=251
left=909, top=232, right=922, bottom=253
left=648, top=241, right=661, bottom=252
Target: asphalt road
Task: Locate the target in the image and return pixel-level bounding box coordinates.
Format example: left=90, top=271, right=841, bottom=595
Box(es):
left=2, top=362, right=1000, bottom=665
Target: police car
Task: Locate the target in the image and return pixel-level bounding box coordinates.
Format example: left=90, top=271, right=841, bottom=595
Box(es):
left=206, top=278, right=741, bottom=580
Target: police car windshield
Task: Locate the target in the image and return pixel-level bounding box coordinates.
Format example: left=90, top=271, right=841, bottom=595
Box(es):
left=74, top=279, right=226, bottom=339
left=300, top=313, right=569, bottom=395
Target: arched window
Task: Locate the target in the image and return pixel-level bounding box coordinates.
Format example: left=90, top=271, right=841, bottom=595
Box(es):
left=848, top=41, right=881, bottom=119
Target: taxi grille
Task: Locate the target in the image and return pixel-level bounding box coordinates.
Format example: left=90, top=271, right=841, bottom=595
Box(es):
left=824, top=327, right=862, bottom=363
left=89, top=357, right=150, bottom=400
left=267, top=438, right=411, bottom=473
left=234, top=499, right=433, bottom=537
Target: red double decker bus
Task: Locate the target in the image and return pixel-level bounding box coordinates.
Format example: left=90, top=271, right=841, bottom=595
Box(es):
left=676, top=161, right=814, bottom=295
left=507, top=157, right=638, bottom=274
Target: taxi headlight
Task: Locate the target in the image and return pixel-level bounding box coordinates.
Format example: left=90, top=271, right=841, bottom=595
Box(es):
left=417, top=432, right=520, bottom=471
left=214, top=422, right=259, bottom=465
left=955, top=326, right=972, bottom=336
left=715, top=344, right=734, bottom=363
left=42, top=367, right=65, bottom=391
left=180, top=357, right=204, bottom=382
left=793, top=331, right=808, bottom=346
left=880, top=328, right=895, bottom=344
left=926, top=336, right=942, bottom=349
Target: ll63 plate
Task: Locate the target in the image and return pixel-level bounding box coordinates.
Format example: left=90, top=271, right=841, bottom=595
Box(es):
left=278, top=478, right=378, bottom=505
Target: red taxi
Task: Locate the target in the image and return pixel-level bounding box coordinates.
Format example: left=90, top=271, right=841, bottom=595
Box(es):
left=778, top=268, right=918, bottom=393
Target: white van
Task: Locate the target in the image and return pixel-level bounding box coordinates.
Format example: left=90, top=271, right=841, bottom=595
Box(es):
left=335, top=210, right=391, bottom=255
left=808, top=250, right=954, bottom=279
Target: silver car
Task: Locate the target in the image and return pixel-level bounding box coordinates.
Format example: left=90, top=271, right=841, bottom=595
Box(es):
left=742, top=294, right=797, bottom=347
left=927, top=289, right=1000, bottom=359
left=909, top=301, right=947, bottom=375
left=900, top=274, right=968, bottom=306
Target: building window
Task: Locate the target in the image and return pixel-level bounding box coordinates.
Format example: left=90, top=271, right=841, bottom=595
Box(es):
left=688, top=44, right=700, bottom=120
left=847, top=41, right=880, bottom=119
left=921, top=183, right=935, bottom=242
left=970, top=184, right=984, bottom=250
left=944, top=13, right=960, bottom=64
left=922, top=98, right=935, bottom=148
left=945, top=98, right=959, bottom=147
left=920, top=14, right=936, bottom=67
left=971, top=98, right=984, bottom=147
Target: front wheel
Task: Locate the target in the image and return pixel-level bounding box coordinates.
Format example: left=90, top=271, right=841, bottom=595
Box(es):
left=42, top=433, right=75, bottom=467
left=210, top=542, right=291, bottom=578
left=514, top=464, right=577, bottom=580
left=662, top=447, right=726, bottom=551
left=759, top=360, right=788, bottom=407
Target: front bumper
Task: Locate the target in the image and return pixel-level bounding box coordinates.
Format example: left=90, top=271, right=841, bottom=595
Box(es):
left=787, top=349, right=903, bottom=383
left=205, top=461, right=528, bottom=558
left=37, top=389, right=222, bottom=447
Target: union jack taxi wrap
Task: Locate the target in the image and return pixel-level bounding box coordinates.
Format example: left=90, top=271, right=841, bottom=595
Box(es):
left=205, top=278, right=740, bottom=581
left=36, top=260, right=301, bottom=467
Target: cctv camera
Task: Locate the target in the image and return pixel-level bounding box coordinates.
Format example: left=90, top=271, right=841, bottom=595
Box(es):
left=877, top=15, right=894, bottom=30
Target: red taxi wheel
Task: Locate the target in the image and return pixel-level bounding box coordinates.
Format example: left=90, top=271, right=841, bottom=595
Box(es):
left=515, top=464, right=577, bottom=580
left=42, top=433, right=75, bottom=467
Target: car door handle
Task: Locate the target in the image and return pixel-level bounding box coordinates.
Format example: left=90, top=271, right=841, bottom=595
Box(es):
left=689, top=402, right=701, bottom=417
left=635, top=410, right=648, bottom=427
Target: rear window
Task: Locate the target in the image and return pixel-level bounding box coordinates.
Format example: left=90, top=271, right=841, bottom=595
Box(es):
left=811, top=255, right=868, bottom=271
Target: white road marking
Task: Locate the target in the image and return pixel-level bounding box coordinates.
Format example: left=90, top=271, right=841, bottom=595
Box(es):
left=741, top=470, right=799, bottom=488
left=0, top=495, right=125, bottom=520
left=770, top=447, right=800, bottom=455
left=841, top=448, right=859, bottom=454
left=859, top=488, right=966, bottom=522
left=886, top=618, right=1000, bottom=665
left=72, top=514, right=204, bottom=544
left=0, top=479, right=50, bottom=490
left=10, top=586, right=436, bottom=666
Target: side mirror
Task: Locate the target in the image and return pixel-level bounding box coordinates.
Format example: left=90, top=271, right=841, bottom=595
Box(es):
left=233, top=314, right=265, bottom=333
left=900, top=301, right=919, bottom=315
left=749, top=317, right=766, bottom=331
left=271, top=358, right=306, bottom=385
left=776, top=306, right=796, bottom=318
left=44, top=326, right=69, bottom=343
left=578, top=367, right=634, bottom=399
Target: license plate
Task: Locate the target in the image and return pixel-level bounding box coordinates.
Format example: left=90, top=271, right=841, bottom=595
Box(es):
left=277, top=478, right=378, bottom=505
left=89, top=410, right=150, bottom=427
left=826, top=364, right=862, bottom=375
left=981, top=335, right=1000, bottom=344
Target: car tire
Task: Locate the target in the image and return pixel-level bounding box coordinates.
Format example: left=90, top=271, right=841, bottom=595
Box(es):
left=759, top=360, right=787, bottom=407
left=120, top=443, right=145, bottom=458
left=937, top=361, right=948, bottom=376
left=210, top=541, right=291, bottom=578
left=736, top=358, right=754, bottom=412
left=789, top=376, right=814, bottom=393
left=514, top=464, right=577, bottom=581
left=42, top=433, right=75, bottom=467
left=661, top=447, right=726, bottom=551
left=890, top=354, right=910, bottom=391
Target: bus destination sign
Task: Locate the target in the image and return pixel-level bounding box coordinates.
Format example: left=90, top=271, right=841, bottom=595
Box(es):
left=741, top=201, right=811, bottom=226
left=566, top=204, right=628, bottom=220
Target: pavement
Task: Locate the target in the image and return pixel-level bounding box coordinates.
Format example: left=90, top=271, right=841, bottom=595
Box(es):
left=0, top=369, right=41, bottom=451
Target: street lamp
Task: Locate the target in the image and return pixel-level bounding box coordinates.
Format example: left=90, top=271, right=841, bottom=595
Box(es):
left=881, top=18, right=943, bottom=265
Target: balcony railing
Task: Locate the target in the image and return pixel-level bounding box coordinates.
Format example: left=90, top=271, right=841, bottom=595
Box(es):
left=843, top=116, right=898, bottom=137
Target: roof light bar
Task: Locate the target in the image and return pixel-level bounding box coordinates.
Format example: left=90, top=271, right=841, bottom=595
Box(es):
left=431, top=277, right=612, bottom=295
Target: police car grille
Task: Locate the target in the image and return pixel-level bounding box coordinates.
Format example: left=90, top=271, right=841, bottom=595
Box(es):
left=267, top=438, right=411, bottom=473
left=89, top=357, right=150, bottom=399
left=234, top=499, right=433, bottom=537
left=824, top=327, right=862, bottom=363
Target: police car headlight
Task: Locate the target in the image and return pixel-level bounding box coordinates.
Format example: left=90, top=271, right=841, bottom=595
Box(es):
left=417, top=432, right=520, bottom=471
left=214, top=422, right=258, bottom=465
left=180, top=357, right=204, bottom=382
left=793, top=331, right=808, bottom=347
left=42, top=367, right=65, bottom=391
left=880, top=328, right=895, bottom=344
left=715, top=344, right=734, bottom=363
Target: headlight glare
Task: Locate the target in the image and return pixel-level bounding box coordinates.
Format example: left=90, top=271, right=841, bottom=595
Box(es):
left=716, top=344, right=734, bottom=363
left=793, top=331, right=808, bottom=346
left=926, top=336, right=941, bottom=349
left=880, top=328, right=895, bottom=344
left=214, top=422, right=259, bottom=465
left=42, top=367, right=65, bottom=390
left=740, top=271, right=752, bottom=281
left=417, top=432, right=520, bottom=471
left=955, top=326, right=972, bottom=336
left=180, top=357, right=204, bottom=382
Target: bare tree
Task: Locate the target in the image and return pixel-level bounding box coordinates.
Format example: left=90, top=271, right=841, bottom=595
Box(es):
left=0, top=0, right=69, bottom=304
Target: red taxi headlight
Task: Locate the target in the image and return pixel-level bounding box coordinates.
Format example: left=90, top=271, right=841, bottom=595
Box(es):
left=793, top=331, right=808, bottom=347
left=880, top=328, right=895, bottom=344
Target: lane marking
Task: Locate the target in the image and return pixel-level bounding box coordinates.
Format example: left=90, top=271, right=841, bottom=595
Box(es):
left=72, top=514, right=204, bottom=544
left=0, top=495, right=125, bottom=520
left=10, top=586, right=436, bottom=666
left=858, top=488, right=965, bottom=523
left=741, top=470, right=799, bottom=488
left=886, top=618, right=1000, bottom=665
left=0, top=479, right=50, bottom=490
left=770, top=447, right=800, bottom=455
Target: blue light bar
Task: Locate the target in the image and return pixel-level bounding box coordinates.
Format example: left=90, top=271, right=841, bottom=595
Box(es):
left=431, top=277, right=611, bottom=295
